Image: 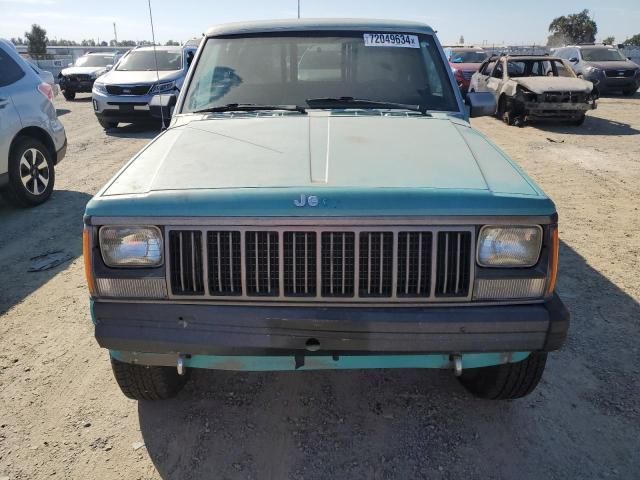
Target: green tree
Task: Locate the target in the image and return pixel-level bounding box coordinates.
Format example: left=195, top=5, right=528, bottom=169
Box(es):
left=25, top=24, right=48, bottom=55
left=81, top=39, right=96, bottom=47
left=602, top=36, right=615, bottom=45
left=624, top=33, right=640, bottom=46
left=165, top=40, right=179, bottom=46
left=10, top=37, right=24, bottom=45
left=49, top=38, right=78, bottom=46
left=547, top=9, right=597, bottom=46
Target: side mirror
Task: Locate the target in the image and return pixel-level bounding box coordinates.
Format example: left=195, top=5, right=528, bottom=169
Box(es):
left=569, top=57, right=578, bottom=63
left=105, top=64, right=113, bottom=70
left=465, top=92, right=496, bottom=118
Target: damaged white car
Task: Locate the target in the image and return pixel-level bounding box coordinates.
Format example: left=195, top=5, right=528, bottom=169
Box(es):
left=470, top=54, right=597, bottom=126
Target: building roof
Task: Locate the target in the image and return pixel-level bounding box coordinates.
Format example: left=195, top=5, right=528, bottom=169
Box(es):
left=206, top=18, right=434, bottom=37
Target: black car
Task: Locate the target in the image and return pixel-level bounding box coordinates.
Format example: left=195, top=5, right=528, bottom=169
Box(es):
left=58, top=52, right=120, bottom=100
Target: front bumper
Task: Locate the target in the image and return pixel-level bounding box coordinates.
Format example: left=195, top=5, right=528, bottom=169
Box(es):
left=583, top=71, right=640, bottom=92
left=92, top=90, right=175, bottom=124
left=93, top=294, right=569, bottom=357
left=59, top=76, right=95, bottom=93
left=523, top=100, right=596, bottom=118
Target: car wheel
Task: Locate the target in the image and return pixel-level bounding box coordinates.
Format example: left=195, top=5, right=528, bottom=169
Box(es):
left=110, top=357, right=189, bottom=400
left=63, top=90, right=76, bottom=101
left=98, top=118, right=118, bottom=129
left=497, top=96, right=514, bottom=125
left=572, top=113, right=586, bottom=126
left=1, top=137, right=55, bottom=207
left=622, top=86, right=637, bottom=96
left=458, top=352, right=547, bottom=400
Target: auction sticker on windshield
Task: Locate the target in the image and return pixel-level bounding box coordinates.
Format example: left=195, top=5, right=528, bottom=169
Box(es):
left=363, top=33, right=420, bottom=48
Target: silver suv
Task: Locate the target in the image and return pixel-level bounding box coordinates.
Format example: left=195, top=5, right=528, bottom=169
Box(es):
left=0, top=39, right=67, bottom=207
left=92, top=46, right=196, bottom=129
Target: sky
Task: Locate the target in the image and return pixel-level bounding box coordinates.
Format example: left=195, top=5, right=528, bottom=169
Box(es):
left=1, top=0, right=639, bottom=46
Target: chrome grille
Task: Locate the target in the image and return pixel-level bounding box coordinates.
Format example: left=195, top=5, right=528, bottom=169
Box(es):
left=207, top=231, right=241, bottom=295
left=284, top=232, right=317, bottom=296
left=169, top=230, right=204, bottom=295
left=359, top=232, right=393, bottom=297
left=245, top=231, right=279, bottom=296
left=435, top=231, right=472, bottom=297
left=397, top=232, right=432, bottom=297
left=321, top=232, right=355, bottom=297
left=166, top=226, right=474, bottom=303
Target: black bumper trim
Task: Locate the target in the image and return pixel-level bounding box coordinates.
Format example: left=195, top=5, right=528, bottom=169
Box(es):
left=94, top=295, right=569, bottom=355
left=55, top=138, right=67, bottom=164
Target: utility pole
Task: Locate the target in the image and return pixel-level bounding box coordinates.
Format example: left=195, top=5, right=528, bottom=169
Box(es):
left=113, top=22, right=118, bottom=45
left=297, top=0, right=300, bottom=18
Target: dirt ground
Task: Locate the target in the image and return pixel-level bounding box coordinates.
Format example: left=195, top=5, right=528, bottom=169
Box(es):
left=0, top=93, right=639, bottom=480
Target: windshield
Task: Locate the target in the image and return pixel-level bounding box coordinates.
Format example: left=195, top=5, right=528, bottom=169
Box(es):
left=450, top=50, right=488, bottom=63
left=183, top=32, right=458, bottom=113
left=75, top=55, right=113, bottom=67
left=506, top=59, right=576, bottom=78
left=116, top=50, right=183, bottom=71
left=581, top=48, right=626, bottom=62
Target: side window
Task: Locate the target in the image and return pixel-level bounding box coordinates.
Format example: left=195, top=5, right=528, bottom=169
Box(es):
left=0, top=48, right=26, bottom=87
left=480, top=61, right=495, bottom=75
left=491, top=60, right=503, bottom=79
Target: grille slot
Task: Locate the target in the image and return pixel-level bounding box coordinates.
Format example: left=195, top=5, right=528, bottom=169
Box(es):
left=321, top=232, right=355, bottom=297
left=105, top=84, right=152, bottom=95
left=169, top=230, right=204, bottom=295
left=359, top=232, right=393, bottom=297
left=397, top=232, right=432, bottom=297
left=284, top=232, right=317, bottom=296
left=435, top=231, right=472, bottom=297
left=245, top=231, right=279, bottom=296
left=605, top=69, right=633, bottom=78
left=207, top=231, right=241, bottom=295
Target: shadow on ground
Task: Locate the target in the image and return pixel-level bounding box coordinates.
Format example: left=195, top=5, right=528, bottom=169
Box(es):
left=105, top=122, right=161, bottom=140
left=0, top=189, right=92, bottom=314
left=56, top=108, right=71, bottom=117
left=137, top=241, right=640, bottom=479
left=533, top=114, right=640, bottom=136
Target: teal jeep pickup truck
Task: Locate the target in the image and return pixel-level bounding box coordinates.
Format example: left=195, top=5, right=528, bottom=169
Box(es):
left=83, top=19, right=569, bottom=401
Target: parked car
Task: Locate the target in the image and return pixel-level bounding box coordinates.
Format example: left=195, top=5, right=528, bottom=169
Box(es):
left=26, top=60, right=59, bottom=97
left=555, top=44, right=640, bottom=95
left=59, top=52, right=120, bottom=101
left=444, top=46, right=489, bottom=94
left=83, top=19, right=569, bottom=401
left=470, top=54, right=597, bottom=126
left=0, top=39, right=67, bottom=207
left=91, top=45, right=197, bottom=129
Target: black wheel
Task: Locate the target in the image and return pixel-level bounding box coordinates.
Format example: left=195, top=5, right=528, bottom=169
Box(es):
left=497, top=96, right=514, bottom=125
left=110, top=357, right=189, bottom=400
left=622, top=86, right=637, bottom=96
left=458, top=352, right=547, bottom=400
left=98, top=118, right=118, bottom=129
left=63, top=90, right=76, bottom=101
left=571, top=113, right=586, bottom=126
left=2, top=137, right=55, bottom=207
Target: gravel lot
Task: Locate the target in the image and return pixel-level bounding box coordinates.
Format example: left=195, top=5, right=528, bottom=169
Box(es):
left=0, top=93, right=639, bottom=480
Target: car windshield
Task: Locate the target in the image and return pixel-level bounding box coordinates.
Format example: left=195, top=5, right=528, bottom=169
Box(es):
left=505, top=59, right=575, bottom=78
left=183, top=32, right=458, bottom=113
left=75, top=55, right=113, bottom=67
left=450, top=50, right=488, bottom=63
left=581, top=48, right=626, bottom=62
left=116, top=50, right=183, bottom=71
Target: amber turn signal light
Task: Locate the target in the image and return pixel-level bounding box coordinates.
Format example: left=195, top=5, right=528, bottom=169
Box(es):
left=546, top=225, right=559, bottom=296
left=83, top=228, right=96, bottom=296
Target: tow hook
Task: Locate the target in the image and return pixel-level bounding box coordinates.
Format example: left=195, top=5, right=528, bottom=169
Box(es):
left=177, top=354, right=186, bottom=376
left=452, top=354, right=463, bottom=377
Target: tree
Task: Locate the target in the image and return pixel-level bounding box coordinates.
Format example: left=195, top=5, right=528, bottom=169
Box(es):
left=100, top=41, right=108, bottom=47
left=165, top=40, right=179, bottom=46
left=25, top=24, right=48, bottom=55
left=48, top=38, right=78, bottom=46
left=602, top=36, right=615, bottom=45
left=10, top=37, right=24, bottom=45
left=81, top=39, right=96, bottom=47
left=458, top=35, right=464, bottom=45
left=547, top=9, right=597, bottom=47
left=624, top=33, right=640, bottom=46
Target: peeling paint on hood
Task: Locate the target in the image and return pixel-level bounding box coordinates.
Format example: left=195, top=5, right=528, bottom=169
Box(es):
left=513, top=77, right=593, bottom=94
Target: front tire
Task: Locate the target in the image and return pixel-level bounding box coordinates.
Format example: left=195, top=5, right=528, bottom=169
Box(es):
left=98, top=118, right=118, bottom=129
left=2, top=137, right=55, bottom=207
left=622, top=86, right=637, bottom=96
left=571, top=113, right=586, bottom=126
left=458, top=352, right=547, bottom=400
left=63, top=90, right=76, bottom=101
left=110, top=357, right=188, bottom=400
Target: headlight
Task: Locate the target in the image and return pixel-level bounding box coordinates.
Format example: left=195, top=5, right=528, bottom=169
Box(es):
left=93, top=82, right=107, bottom=94
left=477, top=226, right=542, bottom=267
left=150, top=81, right=176, bottom=94
left=99, top=226, right=163, bottom=267
left=585, top=65, right=602, bottom=74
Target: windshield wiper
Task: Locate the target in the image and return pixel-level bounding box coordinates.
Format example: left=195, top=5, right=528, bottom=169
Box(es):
left=194, top=103, right=306, bottom=114
left=305, top=97, right=429, bottom=115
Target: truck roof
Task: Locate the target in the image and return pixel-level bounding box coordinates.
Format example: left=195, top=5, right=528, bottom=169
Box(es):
left=206, top=18, right=435, bottom=37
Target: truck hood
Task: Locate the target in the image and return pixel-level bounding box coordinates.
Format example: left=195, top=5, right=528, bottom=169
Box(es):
left=87, top=113, right=554, bottom=218
left=98, top=69, right=181, bottom=85
left=584, top=59, right=639, bottom=70
left=513, top=76, right=593, bottom=94
left=60, top=66, right=107, bottom=76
